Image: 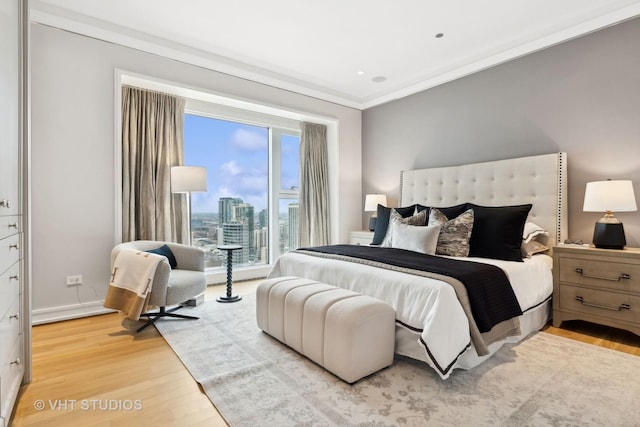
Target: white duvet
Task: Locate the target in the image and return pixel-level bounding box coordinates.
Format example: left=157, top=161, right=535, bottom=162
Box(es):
left=268, top=251, right=553, bottom=379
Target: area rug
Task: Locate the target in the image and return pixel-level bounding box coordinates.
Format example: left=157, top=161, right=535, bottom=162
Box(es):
left=154, top=294, right=640, bottom=426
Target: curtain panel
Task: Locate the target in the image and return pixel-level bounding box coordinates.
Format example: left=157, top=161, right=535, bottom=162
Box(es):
left=121, top=86, right=188, bottom=243
left=298, top=122, right=330, bottom=247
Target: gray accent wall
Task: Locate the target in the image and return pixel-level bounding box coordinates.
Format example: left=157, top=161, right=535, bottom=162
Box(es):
left=362, top=17, right=640, bottom=247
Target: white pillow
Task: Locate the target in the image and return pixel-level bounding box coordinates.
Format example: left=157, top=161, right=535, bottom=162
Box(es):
left=390, top=223, right=441, bottom=255
left=522, top=221, right=548, bottom=243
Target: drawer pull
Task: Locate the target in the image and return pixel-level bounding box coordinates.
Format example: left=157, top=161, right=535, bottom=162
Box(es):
left=575, top=296, right=630, bottom=311
left=10, top=274, right=19, bottom=281
left=11, top=357, right=21, bottom=366
left=574, top=268, right=630, bottom=281
left=8, top=222, right=18, bottom=229
left=9, top=243, right=19, bottom=250
left=0, top=199, right=9, bottom=208
left=10, top=312, right=19, bottom=320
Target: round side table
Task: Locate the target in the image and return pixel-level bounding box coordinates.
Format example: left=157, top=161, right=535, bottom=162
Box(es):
left=217, top=244, right=242, bottom=303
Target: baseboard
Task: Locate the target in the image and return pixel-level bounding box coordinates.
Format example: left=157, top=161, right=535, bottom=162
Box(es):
left=206, top=265, right=269, bottom=285
left=31, top=300, right=115, bottom=325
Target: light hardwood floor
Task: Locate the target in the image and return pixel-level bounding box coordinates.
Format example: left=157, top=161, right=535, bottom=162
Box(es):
left=11, top=280, right=640, bottom=426
left=11, top=280, right=260, bottom=427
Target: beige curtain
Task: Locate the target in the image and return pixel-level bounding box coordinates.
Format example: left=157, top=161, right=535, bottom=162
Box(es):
left=298, top=122, right=330, bottom=247
left=121, top=86, right=188, bottom=242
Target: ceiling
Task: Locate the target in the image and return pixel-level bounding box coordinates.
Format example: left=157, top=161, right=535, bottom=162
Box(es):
left=31, top=0, right=640, bottom=110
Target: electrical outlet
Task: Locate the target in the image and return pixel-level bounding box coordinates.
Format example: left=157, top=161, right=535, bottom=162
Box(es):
left=66, top=275, right=83, bottom=286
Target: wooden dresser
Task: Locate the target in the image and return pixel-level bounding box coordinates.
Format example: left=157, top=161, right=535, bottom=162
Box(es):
left=553, top=245, right=640, bottom=336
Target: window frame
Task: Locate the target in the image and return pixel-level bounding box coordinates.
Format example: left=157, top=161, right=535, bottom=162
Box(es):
left=184, top=100, right=301, bottom=274
left=115, top=70, right=339, bottom=284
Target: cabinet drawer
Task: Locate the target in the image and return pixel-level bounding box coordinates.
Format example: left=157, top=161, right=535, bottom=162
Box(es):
left=0, top=233, right=20, bottom=275
left=0, top=216, right=19, bottom=241
left=0, top=334, right=24, bottom=425
left=558, top=284, right=640, bottom=325
left=0, top=262, right=19, bottom=320
left=558, top=256, right=640, bottom=292
left=0, top=298, right=21, bottom=368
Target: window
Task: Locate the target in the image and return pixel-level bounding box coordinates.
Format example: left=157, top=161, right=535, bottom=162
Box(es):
left=183, top=108, right=300, bottom=272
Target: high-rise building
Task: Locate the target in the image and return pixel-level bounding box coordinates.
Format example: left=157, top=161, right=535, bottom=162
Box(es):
left=288, top=203, right=299, bottom=251
left=218, top=197, right=242, bottom=226
left=258, top=208, right=268, bottom=228
left=255, top=227, right=268, bottom=263
left=222, top=222, right=247, bottom=265
left=218, top=197, right=254, bottom=264
left=235, top=203, right=255, bottom=261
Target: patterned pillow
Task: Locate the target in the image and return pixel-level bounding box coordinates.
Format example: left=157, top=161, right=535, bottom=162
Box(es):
left=381, top=209, right=427, bottom=247
left=428, top=208, right=474, bottom=257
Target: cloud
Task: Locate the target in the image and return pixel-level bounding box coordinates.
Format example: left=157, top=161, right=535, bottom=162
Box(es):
left=232, top=128, right=268, bottom=151
left=238, top=174, right=268, bottom=195
left=220, top=160, right=242, bottom=176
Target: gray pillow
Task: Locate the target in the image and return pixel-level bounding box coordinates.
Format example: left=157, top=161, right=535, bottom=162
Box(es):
left=390, top=223, right=441, bottom=255
left=381, top=209, right=427, bottom=247
left=428, top=208, right=474, bottom=257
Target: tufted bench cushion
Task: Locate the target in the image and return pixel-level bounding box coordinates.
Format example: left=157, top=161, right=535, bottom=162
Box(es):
left=256, top=276, right=396, bottom=383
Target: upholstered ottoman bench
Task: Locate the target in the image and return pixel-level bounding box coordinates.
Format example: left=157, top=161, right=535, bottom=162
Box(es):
left=256, top=276, right=395, bottom=383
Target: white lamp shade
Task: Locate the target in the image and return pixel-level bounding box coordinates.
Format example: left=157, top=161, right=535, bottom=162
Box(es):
left=364, top=194, right=387, bottom=212
left=171, top=166, right=208, bottom=193
left=583, top=180, right=637, bottom=212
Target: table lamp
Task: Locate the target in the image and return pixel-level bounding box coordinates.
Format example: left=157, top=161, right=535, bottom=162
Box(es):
left=364, top=194, right=387, bottom=231
left=583, top=180, right=637, bottom=249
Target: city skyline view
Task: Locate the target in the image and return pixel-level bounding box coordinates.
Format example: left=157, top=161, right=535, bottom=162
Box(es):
left=183, top=113, right=301, bottom=269
left=183, top=113, right=299, bottom=214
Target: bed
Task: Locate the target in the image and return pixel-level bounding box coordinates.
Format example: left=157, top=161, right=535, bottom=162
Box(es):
left=268, top=152, right=567, bottom=379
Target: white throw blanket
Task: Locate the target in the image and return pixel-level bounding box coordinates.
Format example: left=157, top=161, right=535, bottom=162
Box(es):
left=104, top=249, right=167, bottom=320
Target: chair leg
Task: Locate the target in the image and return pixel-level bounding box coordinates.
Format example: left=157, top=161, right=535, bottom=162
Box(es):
left=137, top=305, right=199, bottom=333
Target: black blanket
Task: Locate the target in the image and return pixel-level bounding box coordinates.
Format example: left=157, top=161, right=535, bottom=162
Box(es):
left=300, top=245, right=523, bottom=333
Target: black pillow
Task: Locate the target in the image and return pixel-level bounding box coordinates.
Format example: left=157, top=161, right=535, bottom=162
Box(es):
left=372, top=204, right=416, bottom=245
left=467, top=203, right=532, bottom=262
left=415, top=204, right=430, bottom=215
left=415, top=203, right=467, bottom=218
left=433, top=203, right=468, bottom=220
left=146, top=244, right=178, bottom=269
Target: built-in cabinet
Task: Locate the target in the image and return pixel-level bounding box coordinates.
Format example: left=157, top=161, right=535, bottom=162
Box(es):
left=0, top=1, right=29, bottom=425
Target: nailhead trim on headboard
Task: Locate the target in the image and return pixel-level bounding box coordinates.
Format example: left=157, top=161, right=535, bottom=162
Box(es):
left=399, top=152, right=568, bottom=246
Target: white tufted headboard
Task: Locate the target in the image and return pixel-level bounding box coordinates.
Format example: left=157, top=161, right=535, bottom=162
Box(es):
left=400, top=152, right=567, bottom=246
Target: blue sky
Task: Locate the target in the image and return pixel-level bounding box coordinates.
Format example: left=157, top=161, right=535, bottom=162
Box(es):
left=184, top=114, right=299, bottom=214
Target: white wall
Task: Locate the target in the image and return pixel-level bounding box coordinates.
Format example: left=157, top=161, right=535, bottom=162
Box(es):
left=30, top=23, right=362, bottom=323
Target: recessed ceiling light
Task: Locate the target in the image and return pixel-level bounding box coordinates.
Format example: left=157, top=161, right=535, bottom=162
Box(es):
left=372, top=76, right=386, bottom=83
left=357, top=70, right=365, bottom=76
left=435, top=33, right=444, bottom=38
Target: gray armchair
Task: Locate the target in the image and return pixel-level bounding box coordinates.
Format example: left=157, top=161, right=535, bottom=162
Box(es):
left=111, top=240, right=207, bottom=332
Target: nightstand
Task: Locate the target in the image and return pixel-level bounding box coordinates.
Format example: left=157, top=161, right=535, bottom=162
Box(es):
left=350, top=230, right=374, bottom=246
left=552, top=245, right=640, bottom=336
